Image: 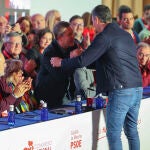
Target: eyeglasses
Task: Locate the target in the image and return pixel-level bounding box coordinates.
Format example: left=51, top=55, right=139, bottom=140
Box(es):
left=7, top=42, right=22, bottom=46
left=123, top=17, right=134, bottom=22
left=71, top=23, right=84, bottom=27
left=138, top=53, right=150, bottom=58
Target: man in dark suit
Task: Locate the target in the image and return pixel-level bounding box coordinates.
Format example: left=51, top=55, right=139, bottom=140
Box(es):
left=35, top=21, right=77, bottom=108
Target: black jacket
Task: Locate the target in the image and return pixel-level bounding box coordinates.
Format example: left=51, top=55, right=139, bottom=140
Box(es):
left=61, top=23, right=142, bottom=94
left=35, top=40, right=73, bottom=108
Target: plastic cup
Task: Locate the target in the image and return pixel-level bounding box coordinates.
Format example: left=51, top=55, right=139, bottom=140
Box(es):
left=86, top=98, right=93, bottom=108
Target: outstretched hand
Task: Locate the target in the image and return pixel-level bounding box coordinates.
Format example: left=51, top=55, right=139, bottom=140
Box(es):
left=70, top=48, right=83, bottom=58
left=83, top=32, right=90, bottom=48
left=50, top=57, right=62, bottom=67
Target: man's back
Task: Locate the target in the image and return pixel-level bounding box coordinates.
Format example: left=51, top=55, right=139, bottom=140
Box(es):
left=61, top=23, right=142, bottom=93
left=95, top=23, right=142, bottom=93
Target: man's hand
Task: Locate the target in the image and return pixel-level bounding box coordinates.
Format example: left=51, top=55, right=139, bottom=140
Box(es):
left=70, top=48, right=83, bottom=58
left=50, top=57, right=62, bottom=67
left=11, top=23, right=22, bottom=33
left=83, top=32, right=90, bottom=49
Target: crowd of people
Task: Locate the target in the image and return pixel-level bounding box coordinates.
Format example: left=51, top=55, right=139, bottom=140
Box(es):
left=0, top=8, right=96, bottom=113
left=0, top=3, right=150, bottom=150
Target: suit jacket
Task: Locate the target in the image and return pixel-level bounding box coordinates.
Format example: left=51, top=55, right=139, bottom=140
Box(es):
left=61, top=23, right=142, bottom=94
left=35, top=40, right=73, bottom=108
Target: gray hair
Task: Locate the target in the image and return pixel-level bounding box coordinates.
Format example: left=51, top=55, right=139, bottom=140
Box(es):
left=137, top=42, right=150, bottom=50
left=3, top=32, right=22, bottom=43
left=53, top=21, right=70, bottom=39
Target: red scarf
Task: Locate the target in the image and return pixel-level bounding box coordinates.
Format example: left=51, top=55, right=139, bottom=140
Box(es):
left=2, top=50, right=12, bottom=59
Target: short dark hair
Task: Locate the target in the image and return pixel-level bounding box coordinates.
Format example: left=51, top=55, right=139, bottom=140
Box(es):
left=53, top=21, right=70, bottom=39
left=118, top=5, right=132, bottom=19
left=69, top=15, right=83, bottom=23
left=16, top=16, right=32, bottom=32
left=144, top=4, right=150, bottom=12
left=92, top=5, right=112, bottom=23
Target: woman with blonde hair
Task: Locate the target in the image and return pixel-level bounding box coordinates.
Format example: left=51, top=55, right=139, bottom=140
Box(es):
left=45, top=9, right=61, bottom=33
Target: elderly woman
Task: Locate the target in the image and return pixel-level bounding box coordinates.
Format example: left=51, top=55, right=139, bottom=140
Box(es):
left=0, top=59, right=37, bottom=117
left=137, top=42, right=150, bottom=87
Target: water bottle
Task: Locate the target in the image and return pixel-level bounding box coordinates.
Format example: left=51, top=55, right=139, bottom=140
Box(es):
left=95, top=96, right=106, bottom=109
left=41, top=102, right=48, bottom=121
left=8, top=105, right=15, bottom=126
left=75, top=95, right=82, bottom=114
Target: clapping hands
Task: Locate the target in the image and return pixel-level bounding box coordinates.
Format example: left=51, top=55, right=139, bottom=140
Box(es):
left=13, top=77, right=32, bottom=98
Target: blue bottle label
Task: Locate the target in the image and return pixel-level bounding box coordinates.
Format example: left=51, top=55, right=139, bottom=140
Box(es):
left=41, top=108, right=48, bottom=121
left=75, top=101, right=82, bottom=114
left=8, top=112, right=15, bottom=126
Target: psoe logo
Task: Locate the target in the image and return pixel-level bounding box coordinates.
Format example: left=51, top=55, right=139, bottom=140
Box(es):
left=23, top=141, right=34, bottom=150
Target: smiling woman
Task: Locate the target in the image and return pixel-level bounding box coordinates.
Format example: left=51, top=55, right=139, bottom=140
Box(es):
left=26, top=28, right=54, bottom=75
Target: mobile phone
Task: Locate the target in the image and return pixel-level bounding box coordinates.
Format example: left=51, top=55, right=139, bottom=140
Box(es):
left=11, top=24, right=15, bottom=29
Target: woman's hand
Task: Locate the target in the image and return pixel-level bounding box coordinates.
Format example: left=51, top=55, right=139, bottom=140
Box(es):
left=13, top=77, right=32, bottom=98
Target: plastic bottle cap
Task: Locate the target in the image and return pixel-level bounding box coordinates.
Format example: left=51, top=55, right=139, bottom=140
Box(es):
left=9, top=105, right=14, bottom=111
left=76, top=95, right=81, bottom=101
left=40, top=100, right=45, bottom=104
left=43, top=102, right=47, bottom=107
left=82, top=103, right=87, bottom=107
